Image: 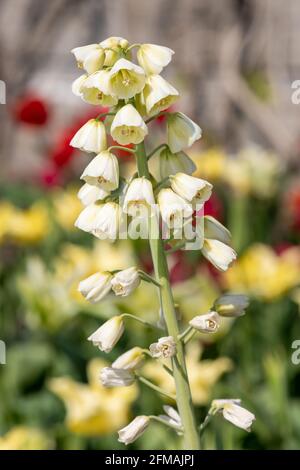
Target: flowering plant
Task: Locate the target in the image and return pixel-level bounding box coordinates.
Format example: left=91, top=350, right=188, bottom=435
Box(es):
left=70, top=36, right=254, bottom=449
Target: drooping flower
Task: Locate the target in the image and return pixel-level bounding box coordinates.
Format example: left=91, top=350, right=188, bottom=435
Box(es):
left=80, top=150, right=119, bottom=191
left=78, top=271, right=112, bottom=303
left=92, top=202, right=122, bottom=241
left=123, top=177, right=155, bottom=217
left=111, top=104, right=148, bottom=145
left=144, top=75, right=179, bottom=116
left=78, top=70, right=118, bottom=106
left=149, top=336, right=176, bottom=359
left=107, top=59, right=146, bottom=99
left=189, top=311, right=220, bottom=333
left=112, top=347, right=144, bottom=370
left=211, top=399, right=255, bottom=432
left=88, top=316, right=124, bottom=352
left=213, top=294, right=249, bottom=318
left=170, top=172, right=212, bottom=205
left=203, top=216, right=231, bottom=245
left=158, top=406, right=182, bottom=430
left=137, top=44, right=174, bottom=75
left=70, top=119, right=107, bottom=153
left=167, top=112, right=202, bottom=153
left=71, top=44, right=105, bottom=74
left=201, top=239, right=237, bottom=272
left=100, top=367, right=135, bottom=387
left=74, top=203, right=100, bottom=233
left=158, top=188, right=193, bottom=227
left=77, top=183, right=108, bottom=206
left=111, top=267, right=140, bottom=296
left=159, top=147, right=196, bottom=179
left=118, top=416, right=150, bottom=445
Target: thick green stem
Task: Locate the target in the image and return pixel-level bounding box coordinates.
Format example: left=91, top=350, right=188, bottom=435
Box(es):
left=135, top=142, right=200, bottom=450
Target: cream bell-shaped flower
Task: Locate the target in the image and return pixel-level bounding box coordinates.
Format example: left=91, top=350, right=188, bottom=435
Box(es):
left=137, top=44, right=174, bottom=75
left=158, top=188, right=193, bottom=228
left=167, top=112, right=202, bottom=153
left=88, top=316, right=124, bottom=352
left=214, top=294, right=249, bottom=318
left=79, top=70, right=118, bottom=106
left=74, top=203, right=100, bottom=233
left=170, top=172, right=212, bottom=205
left=78, top=271, right=112, bottom=303
left=77, top=183, right=108, bottom=207
left=112, top=347, right=144, bottom=370
left=111, top=267, right=140, bottom=297
left=123, top=177, right=155, bottom=217
left=158, top=406, right=182, bottom=430
left=70, top=119, right=107, bottom=154
left=71, top=44, right=105, bottom=74
left=144, top=74, right=179, bottom=116
left=212, top=399, right=255, bottom=432
left=100, top=367, right=135, bottom=387
left=72, top=74, right=88, bottom=96
left=118, top=416, right=150, bottom=445
left=189, top=311, right=220, bottom=333
left=149, top=336, right=176, bottom=359
left=159, top=147, right=196, bottom=179
left=80, top=150, right=119, bottom=191
left=107, top=59, right=146, bottom=99
left=111, top=104, right=148, bottom=145
left=92, top=202, right=121, bottom=241
left=204, top=216, right=231, bottom=245
left=201, top=239, right=237, bottom=272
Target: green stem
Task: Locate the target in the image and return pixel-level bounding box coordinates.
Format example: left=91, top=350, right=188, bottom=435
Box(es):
left=121, top=313, right=162, bottom=331
left=108, top=145, right=136, bottom=154
left=150, top=415, right=183, bottom=432
left=96, top=111, right=116, bottom=120
left=137, top=375, right=176, bottom=401
left=138, top=269, right=162, bottom=287
left=135, top=142, right=200, bottom=450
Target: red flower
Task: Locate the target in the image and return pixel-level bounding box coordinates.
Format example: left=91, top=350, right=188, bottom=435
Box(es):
left=204, top=193, right=223, bottom=220
left=12, top=94, right=49, bottom=126
left=39, top=166, right=61, bottom=188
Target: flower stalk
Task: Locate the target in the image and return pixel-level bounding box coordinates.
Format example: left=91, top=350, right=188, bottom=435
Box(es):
left=135, top=142, right=200, bottom=449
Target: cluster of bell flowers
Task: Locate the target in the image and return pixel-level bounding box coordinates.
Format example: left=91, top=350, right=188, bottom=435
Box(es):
left=70, top=36, right=252, bottom=445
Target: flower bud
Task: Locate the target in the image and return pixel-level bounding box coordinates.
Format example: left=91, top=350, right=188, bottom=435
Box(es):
left=159, top=147, right=196, bottom=179
left=201, top=239, right=237, bottom=272
left=123, top=177, right=155, bottom=217
left=107, top=59, right=146, bottom=99
left=118, top=416, right=150, bottom=445
left=214, top=294, right=249, bottom=317
left=170, top=172, right=212, bottom=205
left=111, top=104, right=148, bottom=145
left=80, top=150, right=119, bottom=191
left=100, top=367, right=135, bottom=387
left=112, top=347, right=144, bottom=370
left=100, top=36, right=128, bottom=49
left=111, top=267, right=140, bottom=296
left=78, top=271, right=112, bottom=303
left=144, top=75, right=179, bottom=116
left=189, top=311, right=220, bottom=333
left=70, top=119, right=107, bottom=154
left=77, top=183, right=108, bottom=206
left=88, top=316, right=124, bottom=352
left=167, top=112, right=202, bottom=153
left=149, top=336, right=176, bottom=359
left=137, top=44, right=174, bottom=75
left=158, top=406, right=182, bottom=430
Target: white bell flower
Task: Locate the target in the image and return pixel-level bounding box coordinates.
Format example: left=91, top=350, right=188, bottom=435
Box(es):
left=170, top=172, right=212, bottom=205
left=212, top=399, right=255, bottom=432
left=72, top=74, right=88, bottom=96
left=203, top=216, right=231, bottom=245
left=118, top=416, right=150, bottom=445
left=92, top=202, right=121, bottom=241
left=111, top=104, right=148, bottom=145
left=78, top=271, right=112, bottom=303
left=79, top=70, right=118, bottom=106
left=107, top=58, right=146, bottom=99
left=149, top=336, right=176, bottom=359
left=111, top=267, right=140, bottom=296
left=112, top=347, right=144, bottom=370
left=123, top=177, right=155, bottom=217
left=214, top=294, right=249, bottom=318
left=74, top=203, right=100, bottom=233
left=167, top=112, right=202, bottom=153
left=159, top=147, right=196, bottom=179
left=137, top=43, right=174, bottom=75
left=158, top=406, right=182, bottom=430
left=80, top=150, right=119, bottom=191
left=88, top=316, right=124, bottom=352
left=77, top=183, right=108, bottom=206
left=70, top=119, right=107, bottom=154
left=201, top=239, right=237, bottom=272
left=71, top=44, right=105, bottom=74
left=144, top=74, right=179, bottom=116
left=158, top=188, right=193, bottom=228
left=189, top=311, right=220, bottom=333
left=100, top=367, right=135, bottom=387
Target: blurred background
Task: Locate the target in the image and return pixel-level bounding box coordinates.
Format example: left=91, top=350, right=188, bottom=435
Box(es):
left=0, top=0, right=300, bottom=450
